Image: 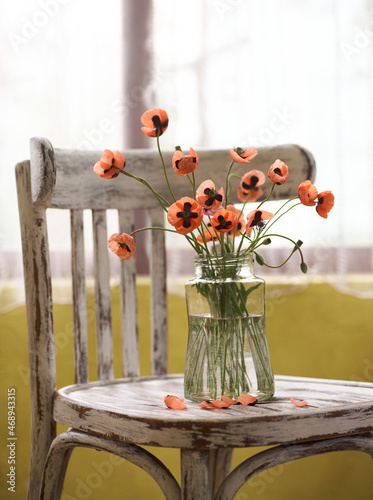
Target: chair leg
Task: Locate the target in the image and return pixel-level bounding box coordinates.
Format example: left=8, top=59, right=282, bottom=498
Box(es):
left=41, top=429, right=181, bottom=500
left=180, top=449, right=212, bottom=500
left=40, top=439, right=74, bottom=500
left=215, top=434, right=373, bottom=500
left=210, top=449, right=233, bottom=497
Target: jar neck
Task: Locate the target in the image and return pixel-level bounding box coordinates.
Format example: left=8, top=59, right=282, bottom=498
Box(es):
left=194, top=253, right=254, bottom=279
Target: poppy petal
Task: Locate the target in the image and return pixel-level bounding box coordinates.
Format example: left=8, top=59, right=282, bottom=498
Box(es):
left=222, top=395, right=240, bottom=405
left=290, top=397, right=308, bottom=407
left=268, top=159, right=289, bottom=185
left=229, top=147, right=258, bottom=163
left=238, top=394, right=258, bottom=406
left=210, top=208, right=238, bottom=233
left=298, top=180, right=318, bottom=207
left=141, top=108, right=169, bottom=137
left=164, top=395, right=187, bottom=410
left=167, top=197, right=203, bottom=235
left=316, top=191, right=335, bottom=218
left=107, top=233, right=136, bottom=260
left=172, top=147, right=199, bottom=176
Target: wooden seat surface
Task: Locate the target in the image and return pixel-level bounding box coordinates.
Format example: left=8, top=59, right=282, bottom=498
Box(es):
left=54, top=375, right=373, bottom=449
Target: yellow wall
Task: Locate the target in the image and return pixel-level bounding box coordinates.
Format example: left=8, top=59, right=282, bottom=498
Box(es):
left=1, top=282, right=372, bottom=499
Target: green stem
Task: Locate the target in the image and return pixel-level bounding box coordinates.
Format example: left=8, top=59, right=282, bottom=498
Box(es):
left=117, top=168, right=169, bottom=211
left=157, top=134, right=176, bottom=202
left=224, top=160, right=235, bottom=208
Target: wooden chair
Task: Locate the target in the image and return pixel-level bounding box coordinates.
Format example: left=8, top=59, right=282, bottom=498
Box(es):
left=16, top=138, right=373, bottom=500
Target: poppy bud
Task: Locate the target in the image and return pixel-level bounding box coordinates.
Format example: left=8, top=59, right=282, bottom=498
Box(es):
left=255, top=253, right=265, bottom=266
left=300, top=262, right=308, bottom=273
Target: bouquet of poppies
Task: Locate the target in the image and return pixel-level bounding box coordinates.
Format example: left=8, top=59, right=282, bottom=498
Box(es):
left=93, top=108, right=334, bottom=270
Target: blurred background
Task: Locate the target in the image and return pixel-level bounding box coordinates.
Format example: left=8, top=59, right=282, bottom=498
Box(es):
left=1, top=0, right=373, bottom=499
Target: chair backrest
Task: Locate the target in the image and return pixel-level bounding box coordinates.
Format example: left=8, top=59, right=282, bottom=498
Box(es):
left=16, top=137, right=315, bottom=399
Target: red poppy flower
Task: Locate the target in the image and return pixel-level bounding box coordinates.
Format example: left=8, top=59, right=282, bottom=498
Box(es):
left=167, top=197, right=203, bottom=235
left=226, top=205, right=245, bottom=238
left=172, top=147, right=199, bottom=176
left=141, top=108, right=169, bottom=137
left=246, top=210, right=274, bottom=237
left=196, top=225, right=219, bottom=243
left=107, top=233, right=136, bottom=260
left=196, top=180, right=224, bottom=211
left=210, top=208, right=238, bottom=233
left=316, top=191, right=335, bottom=219
left=290, top=397, right=308, bottom=407
left=298, top=180, right=318, bottom=207
left=93, top=149, right=125, bottom=179
left=164, top=395, right=187, bottom=410
left=268, top=159, right=289, bottom=185
left=238, top=393, right=258, bottom=406
left=221, top=395, right=240, bottom=405
left=229, top=147, right=258, bottom=163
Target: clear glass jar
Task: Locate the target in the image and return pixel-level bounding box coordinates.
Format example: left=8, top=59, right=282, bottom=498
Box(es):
left=184, top=253, right=274, bottom=402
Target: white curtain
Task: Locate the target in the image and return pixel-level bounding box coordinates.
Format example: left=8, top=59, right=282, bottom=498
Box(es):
left=1, top=0, right=372, bottom=312
left=152, top=0, right=373, bottom=298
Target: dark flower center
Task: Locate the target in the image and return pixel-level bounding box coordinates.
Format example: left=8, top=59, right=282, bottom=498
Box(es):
left=242, top=175, right=259, bottom=190
left=203, top=188, right=223, bottom=207
left=177, top=202, right=198, bottom=228
left=215, top=215, right=232, bottom=231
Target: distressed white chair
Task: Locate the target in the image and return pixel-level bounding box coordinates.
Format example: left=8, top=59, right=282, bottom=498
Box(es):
left=16, top=138, right=373, bottom=500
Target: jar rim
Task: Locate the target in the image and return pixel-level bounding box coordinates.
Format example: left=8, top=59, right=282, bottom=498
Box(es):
left=194, top=252, right=254, bottom=266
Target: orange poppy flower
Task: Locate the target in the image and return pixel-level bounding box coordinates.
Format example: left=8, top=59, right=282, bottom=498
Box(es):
left=298, top=180, right=318, bottom=207
left=196, top=225, right=219, bottom=243
left=237, top=169, right=266, bottom=203
left=237, top=186, right=263, bottom=203
left=167, top=197, right=203, bottom=235
left=226, top=205, right=245, bottom=238
left=210, top=208, right=238, bottom=233
left=196, top=180, right=224, bottom=211
left=164, top=395, right=187, bottom=410
left=141, top=108, right=169, bottom=137
left=238, top=393, right=258, bottom=406
left=290, top=397, right=308, bottom=407
left=246, top=210, right=274, bottom=237
left=221, top=395, right=240, bottom=405
left=316, top=191, right=335, bottom=219
left=107, top=233, right=136, bottom=260
left=268, top=159, right=289, bottom=185
left=172, top=147, right=199, bottom=176
left=229, top=147, right=258, bottom=163
left=93, top=149, right=125, bottom=179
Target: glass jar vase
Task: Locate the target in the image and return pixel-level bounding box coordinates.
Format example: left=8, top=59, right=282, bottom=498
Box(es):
left=184, top=253, right=274, bottom=402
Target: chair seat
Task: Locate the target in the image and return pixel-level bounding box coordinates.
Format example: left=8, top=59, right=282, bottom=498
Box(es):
left=54, top=374, right=373, bottom=449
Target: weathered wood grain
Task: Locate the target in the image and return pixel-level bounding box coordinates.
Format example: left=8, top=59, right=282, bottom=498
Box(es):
left=92, top=209, right=114, bottom=380
left=16, top=161, right=57, bottom=500
left=53, top=375, right=373, bottom=449
left=41, top=429, right=181, bottom=500
left=149, top=206, right=168, bottom=375
left=118, top=209, right=140, bottom=377
left=70, top=209, right=89, bottom=384
left=215, top=434, right=373, bottom=499
left=29, top=138, right=315, bottom=210
left=30, top=137, right=56, bottom=204
left=180, top=449, right=211, bottom=500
